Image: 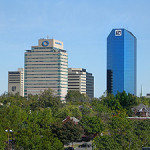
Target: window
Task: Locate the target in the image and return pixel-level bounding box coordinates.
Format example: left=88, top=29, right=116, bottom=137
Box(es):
left=12, top=86, right=16, bottom=92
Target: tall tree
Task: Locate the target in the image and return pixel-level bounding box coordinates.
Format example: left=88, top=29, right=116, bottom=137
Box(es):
left=109, top=113, right=140, bottom=150
left=103, top=94, right=122, bottom=111
left=134, top=120, right=150, bottom=147
left=65, top=91, right=90, bottom=103
left=38, top=89, right=61, bottom=113
left=52, top=119, right=82, bottom=145
left=80, top=116, right=104, bottom=136
left=56, top=104, right=82, bottom=120
left=116, top=91, right=137, bottom=109
left=93, top=135, right=121, bottom=150
left=15, top=109, right=63, bottom=150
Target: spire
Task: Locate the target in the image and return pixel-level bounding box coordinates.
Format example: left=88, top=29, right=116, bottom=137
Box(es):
left=140, top=85, right=142, bottom=97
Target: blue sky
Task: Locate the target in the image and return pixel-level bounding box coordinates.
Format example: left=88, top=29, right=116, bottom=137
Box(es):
left=0, top=0, right=150, bottom=97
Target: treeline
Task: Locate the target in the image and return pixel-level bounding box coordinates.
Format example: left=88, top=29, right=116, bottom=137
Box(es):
left=0, top=90, right=150, bottom=149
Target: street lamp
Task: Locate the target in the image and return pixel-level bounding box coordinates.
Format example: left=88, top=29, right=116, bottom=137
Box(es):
left=5, top=129, right=13, bottom=150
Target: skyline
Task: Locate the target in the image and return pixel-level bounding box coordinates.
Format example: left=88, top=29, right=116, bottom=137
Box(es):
left=0, top=0, right=150, bottom=97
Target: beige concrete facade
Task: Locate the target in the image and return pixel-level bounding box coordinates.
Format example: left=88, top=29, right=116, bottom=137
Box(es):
left=68, top=68, right=94, bottom=98
left=8, top=68, right=24, bottom=97
left=24, top=39, right=68, bottom=102
left=36, top=39, right=63, bottom=49
left=68, top=68, right=86, bottom=94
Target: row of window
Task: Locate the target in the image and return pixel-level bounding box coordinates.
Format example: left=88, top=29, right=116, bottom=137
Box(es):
left=32, top=50, right=59, bottom=53
left=25, top=67, right=68, bottom=70
left=24, top=89, right=63, bottom=92
left=25, top=64, right=68, bottom=66
left=8, top=72, right=20, bottom=74
left=9, top=77, right=20, bottom=79
left=24, top=73, right=68, bottom=76
left=31, top=50, right=67, bottom=53
left=9, top=74, right=20, bottom=76
left=25, top=86, right=68, bottom=88
left=25, top=79, right=67, bottom=82
left=25, top=83, right=68, bottom=85
left=25, top=63, right=66, bottom=66
left=68, top=76, right=80, bottom=78
left=31, top=47, right=66, bottom=52
left=24, top=70, right=68, bottom=72
left=9, top=79, right=20, bottom=81
left=9, top=82, right=20, bottom=83
left=68, top=79, right=79, bottom=81
left=25, top=76, right=68, bottom=79
left=25, top=54, right=67, bottom=57
left=68, top=85, right=80, bottom=87
left=68, top=82, right=79, bottom=84
left=25, top=57, right=68, bottom=60
left=25, top=60, right=68, bottom=63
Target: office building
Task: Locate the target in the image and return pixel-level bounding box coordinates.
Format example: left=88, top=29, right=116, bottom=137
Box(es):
left=68, top=68, right=94, bottom=98
left=24, top=39, right=68, bottom=102
left=8, top=68, right=24, bottom=97
left=107, top=29, right=137, bottom=95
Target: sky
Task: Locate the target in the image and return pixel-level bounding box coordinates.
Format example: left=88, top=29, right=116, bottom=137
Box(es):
left=0, top=0, right=150, bottom=97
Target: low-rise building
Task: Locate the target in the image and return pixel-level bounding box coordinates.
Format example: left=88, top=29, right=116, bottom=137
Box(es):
left=131, top=103, right=150, bottom=117
left=62, top=116, right=79, bottom=124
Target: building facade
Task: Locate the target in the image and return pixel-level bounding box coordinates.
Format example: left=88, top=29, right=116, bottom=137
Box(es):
left=146, top=93, right=150, bottom=98
left=24, top=39, right=68, bottom=102
left=8, top=68, right=24, bottom=97
left=107, top=29, right=137, bottom=95
left=68, top=68, right=94, bottom=98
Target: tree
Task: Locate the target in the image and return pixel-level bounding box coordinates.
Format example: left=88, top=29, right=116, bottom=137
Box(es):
left=0, top=92, right=64, bottom=149
left=55, top=104, right=82, bottom=120
left=103, top=94, right=122, bottom=111
left=27, top=94, right=39, bottom=111
left=80, top=116, right=104, bottom=136
left=52, top=119, right=82, bottom=145
left=0, top=104, right=27, bottom=133
left=94, top=113, right=141, bottom=150
left=0, top=121, right=7, bottom=149
left=38, top=89, right=61, bottom=113
left=116, top=91, right=137, bottom=109
left=15, top=109, right=63, bottom=150
left=91, top=98, right=111, bottom=121
left=93, top=135, right=121, bottom=150
left=109, top=113, right=140, bottom=150
left=65, top=91, right=90, bottom=103
left=133, top=120, right=150, bottom=147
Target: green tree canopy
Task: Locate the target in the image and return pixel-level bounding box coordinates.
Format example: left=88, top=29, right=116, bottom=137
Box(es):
left=133, top=120, right=150, bottom=147
left=103, top=94, right=122, bottom=111
left=52, top=119, right=82, bottom=145
left=15, top=108, right=63, bottom=150
left=80, top=116, right=104, bottom=136
left=93, top=135, right=121, bottom=150
left=38, top=89, right=61, bottom=113
left=115, top=91, right=138, bottom=109
left=56, top=104, right=82, bottom=120
left=65, top=91, right=90, bottom=103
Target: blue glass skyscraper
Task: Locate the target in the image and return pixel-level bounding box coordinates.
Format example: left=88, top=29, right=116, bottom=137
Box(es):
left=107, top=29, right=137, bottom=95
